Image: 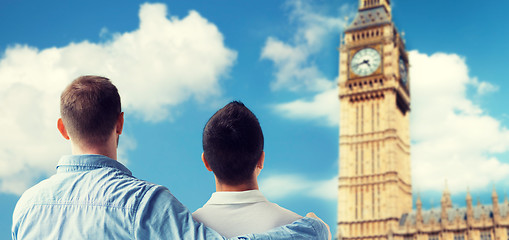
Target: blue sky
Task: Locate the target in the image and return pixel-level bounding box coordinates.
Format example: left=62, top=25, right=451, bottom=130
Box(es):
left=1, top=0, right=509, bottom=238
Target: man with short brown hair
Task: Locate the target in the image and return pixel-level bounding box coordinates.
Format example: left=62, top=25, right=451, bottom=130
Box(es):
left=60, top=75, right=122, bottom=147
left=12, top=75, right=330, bottom=239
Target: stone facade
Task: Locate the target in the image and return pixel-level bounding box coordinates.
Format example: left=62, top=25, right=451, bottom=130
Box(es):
left=395, top=188, right=509, bottom=240
left=338, top=2, right=507, bottom=240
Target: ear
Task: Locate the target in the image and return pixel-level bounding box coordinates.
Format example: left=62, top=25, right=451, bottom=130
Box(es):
left=116, top=112, right=124, bottom=135
left=57, top=118, right=70, bottom=140
left=201, top=153, right=213, bottom=172
left=257, top=151, right=265, bottom=170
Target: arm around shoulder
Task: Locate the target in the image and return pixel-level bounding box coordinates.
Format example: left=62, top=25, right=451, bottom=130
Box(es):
left=133, top=185, right=227, bottom=239
left=231, top=217, right=330, bottom=240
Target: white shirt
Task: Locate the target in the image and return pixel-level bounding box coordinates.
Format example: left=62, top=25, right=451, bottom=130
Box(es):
left=192, top=190, right=302, bottom=238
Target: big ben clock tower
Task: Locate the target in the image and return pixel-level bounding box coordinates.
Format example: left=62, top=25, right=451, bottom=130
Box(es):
left=337, top=1, right=411, bottom=240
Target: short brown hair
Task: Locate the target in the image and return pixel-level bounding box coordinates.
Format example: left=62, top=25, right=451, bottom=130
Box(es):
left=60, top=75, right=121, bottom=145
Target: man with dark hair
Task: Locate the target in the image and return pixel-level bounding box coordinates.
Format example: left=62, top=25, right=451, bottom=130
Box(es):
left=12, top=76, right=329, bottom=239
left=193, top=101, right=302, bottom=238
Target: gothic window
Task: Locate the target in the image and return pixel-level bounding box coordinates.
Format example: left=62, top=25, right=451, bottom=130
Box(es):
left=356, top=105, right=359, bottom=133
left=377, top=142, right=380, bottom=172
left=361, top=189, right=364, bottom=218
left=481, top=230, right=492, bottom=240
left=377, top=186, right=380, bottom=217
left=454, top=232, right=465, bottom=240
left=371, top=147, right=374, bottom=174
left=361, top=148, right=364, bottom=174
left=371, top=103, right=375, bottom=131
left=372, top=188, right=375, bottom=217
left=376, top=102, right=380, bottom=129
left=361, top=105, right=364, bottom=133
left=429, top=234, right=439, bottom=240
left=355, top=145, right=359, bottom=174
left=355, top=188, right=358, bottom=219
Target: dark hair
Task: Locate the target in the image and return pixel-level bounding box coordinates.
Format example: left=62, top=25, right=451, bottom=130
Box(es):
left=202, top=101, right=264, bottom=185
left=60, top=75, right=121, bottom=145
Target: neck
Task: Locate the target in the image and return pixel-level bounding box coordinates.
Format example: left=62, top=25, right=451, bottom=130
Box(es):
left=71, top=138, right=118, bottom=160
left=215, top=177, right=259, bottom=192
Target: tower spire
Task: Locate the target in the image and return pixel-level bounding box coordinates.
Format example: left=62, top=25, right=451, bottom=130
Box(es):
left=492, top=184, right=498, bottom=199
left=441, top=180, right=452, bottom=209
left=416, top=194, right=423, bottom=229
left=466, top=188, right=473, bottom=225
left=492, top=185, right=500, bottom=222
left=440, top=182, right=450, bottom=226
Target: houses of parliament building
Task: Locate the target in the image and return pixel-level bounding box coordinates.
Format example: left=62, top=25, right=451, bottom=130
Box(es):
left=337, top=1, right=509, bottom=240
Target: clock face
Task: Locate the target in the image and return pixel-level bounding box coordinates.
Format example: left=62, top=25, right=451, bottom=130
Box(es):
left=350, top=48, right=381, bottom=77
left=399, top=58, right=408, bottom=84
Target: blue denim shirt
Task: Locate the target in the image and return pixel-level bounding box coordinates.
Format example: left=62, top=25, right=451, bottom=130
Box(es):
left=12, top=155, right=328, bottom=239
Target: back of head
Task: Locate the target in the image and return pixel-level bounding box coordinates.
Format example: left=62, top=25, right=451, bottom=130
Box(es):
left=202, top=101, right=264, bottom=186
left=60, top=75, right=121, bottom=146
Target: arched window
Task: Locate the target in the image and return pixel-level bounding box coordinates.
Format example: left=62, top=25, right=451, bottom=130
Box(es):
left=355, top=188, right=359, bottom=219
left=481, top=230, right=492, bottom=240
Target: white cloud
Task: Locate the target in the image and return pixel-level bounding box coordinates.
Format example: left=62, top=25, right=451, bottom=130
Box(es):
left=99, top=27, right=109, bottom=39
left=117, top=134, right=137, bottom=166
left=471, top=77, right=499, bottom=95
left=264, top=0, right=350, bottom=126
left=274, top=88, right=339, bottom=126
left=0, top=3, right=236, bottom=195
left=261, top=38, right=332, bottom=92
left=261, top=0, right=350, bottom=92
left=409, top=50, right=509, bottom=193
left=260, top=173, right=337, bottom=201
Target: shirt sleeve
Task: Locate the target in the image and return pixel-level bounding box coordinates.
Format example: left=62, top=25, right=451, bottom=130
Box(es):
left=232, top=217, right=330, bottom=240
left=134, top=186, right=227, bottom=240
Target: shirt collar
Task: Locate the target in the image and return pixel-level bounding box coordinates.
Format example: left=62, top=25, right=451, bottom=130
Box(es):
left=205, top=190, right=269, bottom=205
left=56, top=154, right=132, bottom=176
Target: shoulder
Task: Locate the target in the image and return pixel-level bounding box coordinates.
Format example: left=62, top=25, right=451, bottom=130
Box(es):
left=108, top=175, right=173, bottom=211
left=265, top=201, right=302, bottom=220
left=78, top=167, right=169, bottom=207
left=12, top=175, right=64, bottom=232
left=13, top=176, right=57, bottom=215
left=13, top=170, right=170, bottom=216
left=191, top=205, right=209, bottom=222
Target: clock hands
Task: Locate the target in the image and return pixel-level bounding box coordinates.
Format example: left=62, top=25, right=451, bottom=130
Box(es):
left=354, top=59, right=370, bottom=67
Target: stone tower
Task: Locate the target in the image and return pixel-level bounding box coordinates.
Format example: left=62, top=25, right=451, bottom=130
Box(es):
left=337, top=0, right=411, bottom=240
